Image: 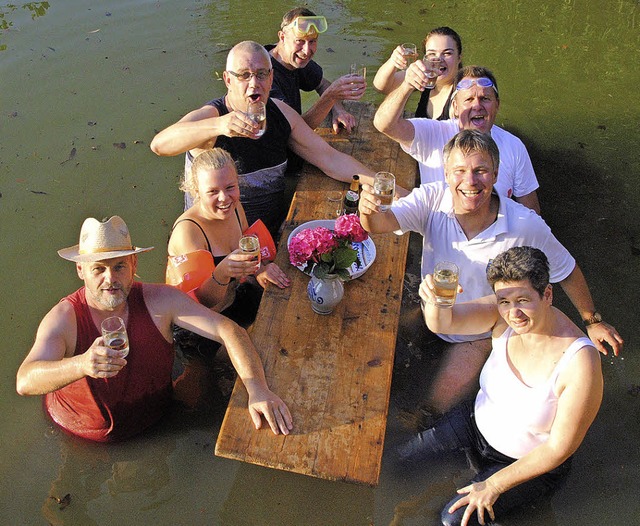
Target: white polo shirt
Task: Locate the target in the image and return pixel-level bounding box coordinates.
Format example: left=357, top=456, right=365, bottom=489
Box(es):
left=392, top=182, right=575, bottom=342
left=404, top=118, right=539, bottom=199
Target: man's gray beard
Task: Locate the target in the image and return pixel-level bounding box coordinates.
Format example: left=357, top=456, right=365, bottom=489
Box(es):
left=88, top=288, right=127, bottom=309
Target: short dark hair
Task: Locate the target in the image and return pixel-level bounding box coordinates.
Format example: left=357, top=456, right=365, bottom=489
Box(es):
left=424, top=26, right=463, bottom=57
left=487, top=246, right=550, bottom=297
left=443, top=129, right=500, bottom=173
left=281, top=7, right=316, bottom=29
left=454, top=65, right=499, bottom=100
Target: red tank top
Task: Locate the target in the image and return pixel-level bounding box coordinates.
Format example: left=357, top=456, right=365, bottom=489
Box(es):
left=45, top=282, right=175, bottom=442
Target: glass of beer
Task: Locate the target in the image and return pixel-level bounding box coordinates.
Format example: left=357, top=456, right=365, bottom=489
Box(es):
left=247, top=100, right=266, bottom=137
left=424, top=57, right=441, bottom=89
left=101, top=316, right=129, bottom=358
left=401, top=43, right=418, bottom=65
left=373, top=171, right=395, bottom=212
left=239, top=233, right=261, bottom=271
left=433, top=261, right=459, bottom=307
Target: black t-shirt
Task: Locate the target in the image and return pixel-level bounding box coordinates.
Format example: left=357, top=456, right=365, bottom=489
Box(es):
left=265, top=43, right=323, bottom=114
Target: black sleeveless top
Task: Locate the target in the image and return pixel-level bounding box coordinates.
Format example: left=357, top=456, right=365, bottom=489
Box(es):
left=414, top=86, right=454, bottom=120
left=171, top=209, right=242, bottom=266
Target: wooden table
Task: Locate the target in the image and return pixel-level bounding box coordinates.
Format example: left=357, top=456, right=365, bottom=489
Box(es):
left=215, top=102, right=418, bottom=486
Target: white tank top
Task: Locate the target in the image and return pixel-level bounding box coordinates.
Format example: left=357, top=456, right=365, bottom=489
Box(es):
left=474, top=327, right=593, bottom=459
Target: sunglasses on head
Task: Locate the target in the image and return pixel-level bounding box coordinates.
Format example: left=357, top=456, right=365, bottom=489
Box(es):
left=227, top=69, right=272, bottom=81
left=455, top=77, right=498, bottom=95
left=286, top=16, right=328, bottom=36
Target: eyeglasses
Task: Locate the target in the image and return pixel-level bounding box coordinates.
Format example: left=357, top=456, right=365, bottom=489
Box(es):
left=227, top=69, right=272, bottom=81
left=455, top=77, right=498, bottom=95
left=285, top=16, right=328, bottom=36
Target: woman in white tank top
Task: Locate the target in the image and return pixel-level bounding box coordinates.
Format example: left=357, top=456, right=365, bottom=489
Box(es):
left=404, top=246, right=604, bottom=526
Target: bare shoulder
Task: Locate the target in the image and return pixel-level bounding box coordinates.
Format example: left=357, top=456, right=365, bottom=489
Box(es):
left=181, top=103, right=220, bottom=122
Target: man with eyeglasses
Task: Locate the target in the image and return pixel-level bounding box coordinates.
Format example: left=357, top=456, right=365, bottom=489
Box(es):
left=150, top=40, right=376, bottom=237
left=374, top=65, right=541, bottom=214
left=266, top=7, right=366, bottom=135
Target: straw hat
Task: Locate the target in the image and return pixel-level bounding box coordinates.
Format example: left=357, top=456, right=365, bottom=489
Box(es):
left=58, top=216, right=154, bottom=262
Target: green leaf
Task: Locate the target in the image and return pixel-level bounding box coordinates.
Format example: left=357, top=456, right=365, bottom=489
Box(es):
left=332, top=246, right=357, bottom=269
left=336, top=268, right=350, bottom=281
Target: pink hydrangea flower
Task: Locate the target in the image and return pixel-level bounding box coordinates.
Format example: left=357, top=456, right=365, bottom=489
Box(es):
left=335, top=214, right=368, bottom=243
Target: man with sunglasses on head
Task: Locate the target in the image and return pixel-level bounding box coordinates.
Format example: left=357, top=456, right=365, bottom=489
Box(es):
left=266, top=7, right=366, bottom=135
left=374, top=65, right=541, bottom=214
left=151, top=40, right=376, bottom=237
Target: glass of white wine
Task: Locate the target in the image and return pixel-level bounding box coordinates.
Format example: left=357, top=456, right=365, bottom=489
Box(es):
left=101, top=316, right=129, bottom=358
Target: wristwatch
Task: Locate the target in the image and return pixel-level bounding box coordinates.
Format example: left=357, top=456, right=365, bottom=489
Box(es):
left=583, top=312, right=602, bottom=327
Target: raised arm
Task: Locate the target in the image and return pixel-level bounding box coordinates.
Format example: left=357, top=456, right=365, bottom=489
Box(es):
left=150, top=104, right=261, bottom=157
left=373, top=64, right=423, bottom=149
left=16, top=302, right=127, bottom=395
left=558, top=264, right=624, bottom=356
left=373, top=45, right=409, bottom=94
left=419, top=273, right=500, bottom=335
left=275, top=99, right=376, bottom=186
left=153, top=284, right=293, bottom=434
left=449, top=344, right=603, bottom=526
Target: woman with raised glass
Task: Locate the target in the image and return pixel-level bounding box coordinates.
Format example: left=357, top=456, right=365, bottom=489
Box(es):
left=167, top=148, right=290, bottom=318
left=373, top=27, right=463, bottom=120
left=400, top=246, right=603, bottom=526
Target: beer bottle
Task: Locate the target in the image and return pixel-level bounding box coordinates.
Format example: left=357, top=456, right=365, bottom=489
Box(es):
left=343, top=175, right=360, bottom=215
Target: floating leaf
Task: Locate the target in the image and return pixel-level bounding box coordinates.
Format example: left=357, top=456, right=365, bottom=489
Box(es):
left=113, top=142, right=126, bottom=149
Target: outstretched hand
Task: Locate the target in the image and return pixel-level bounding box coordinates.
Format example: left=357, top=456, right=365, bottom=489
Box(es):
left=247, top=384, right=293, bottom=435
left=585, top=321, right=624, bottom=356
left=255, top=262, right=291, bottom=290
left=447, top=479, right=501, bottom=526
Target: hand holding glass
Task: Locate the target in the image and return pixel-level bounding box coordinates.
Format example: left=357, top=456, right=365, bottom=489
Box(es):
left=101, top=316, right=129, bottom=358
left=433, top=262, right=459, bottom=307
left=373, top=171, right=395, bottom=211
left=247, top=101, right=266, bottom=137
left=239, top=234, right=261, bottom=268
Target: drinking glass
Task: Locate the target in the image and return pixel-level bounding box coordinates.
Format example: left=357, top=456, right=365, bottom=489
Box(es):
left=373, top=171, right=395, bottom=212
left=247, top=101, right=266, bottom=137
left=423, top=56, right=441, bottom=89
left=327, top=191, right=344, bottom=217
left=433, top=262, right=459, bottom=307
left=401, top=43, right=418, bottom=65
left=348, top=64, right=366, bottom=91
left=101, top=316, right=129, bottom=358
left=239, top=234, right=261, bottom=267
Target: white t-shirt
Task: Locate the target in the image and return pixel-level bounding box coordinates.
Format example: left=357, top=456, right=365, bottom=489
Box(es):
left=392, top=182, right=575, bottom=342
left=404, top=118, right=539, bottom=199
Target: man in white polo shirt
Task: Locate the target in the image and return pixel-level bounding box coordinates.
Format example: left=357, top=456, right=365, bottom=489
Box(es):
left=360, top=130, right=623, bottom=414
left=374, top=65, right=540, bottom=214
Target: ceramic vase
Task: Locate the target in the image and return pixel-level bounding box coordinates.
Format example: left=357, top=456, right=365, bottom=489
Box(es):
left=307, top=273, right=344, bottom=315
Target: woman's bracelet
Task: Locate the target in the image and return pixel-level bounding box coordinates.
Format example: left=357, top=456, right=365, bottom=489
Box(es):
left=211, top=271, right=231, bottom=286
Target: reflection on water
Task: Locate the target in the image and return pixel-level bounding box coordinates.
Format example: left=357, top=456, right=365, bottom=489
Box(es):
left=1, top=1, right=639, bottom=525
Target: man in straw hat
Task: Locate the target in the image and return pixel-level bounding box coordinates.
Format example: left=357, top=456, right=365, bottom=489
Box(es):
left=16, top=216, right=292, bottom=442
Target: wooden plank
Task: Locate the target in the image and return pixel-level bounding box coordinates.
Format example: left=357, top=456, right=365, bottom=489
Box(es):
left=215, top=101, right=417, bottom=486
